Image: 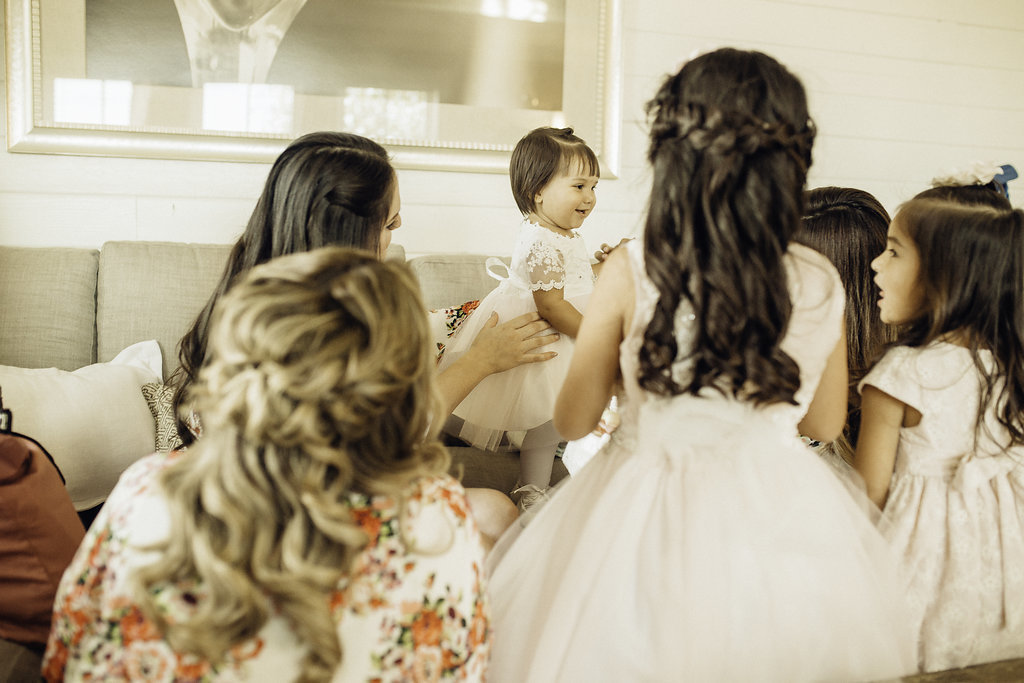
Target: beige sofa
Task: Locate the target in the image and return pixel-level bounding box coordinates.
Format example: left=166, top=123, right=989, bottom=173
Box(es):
left=0, top=240, right=566, bottom=518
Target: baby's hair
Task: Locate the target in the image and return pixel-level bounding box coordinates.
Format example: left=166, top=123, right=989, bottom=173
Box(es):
left=895, top=198, right=1024, bottom=446
left=137, top=247, right=448, bottom=682
left=171, top=131, right=395, bottom=446
left=509, top=126, right=600, bottom=216
left=797, top=187, right=894, bottom=460
left=639, top=48, right=816, bottom=404
left=914, top=183, right=1012, bottom=210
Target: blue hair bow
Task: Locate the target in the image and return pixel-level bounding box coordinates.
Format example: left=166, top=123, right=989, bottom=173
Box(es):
left=994, top=164, right=1018, bottom=198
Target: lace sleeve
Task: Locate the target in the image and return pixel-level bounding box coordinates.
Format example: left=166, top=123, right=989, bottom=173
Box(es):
left=525, top=239, right=567, bottom=291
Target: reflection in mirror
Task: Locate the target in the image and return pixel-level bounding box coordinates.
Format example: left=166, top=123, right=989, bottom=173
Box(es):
left=201, top=83, right=294, bottom=134
left=53, top=78, right=132, bottom=125
left=9, top=0, right=618, bottom=171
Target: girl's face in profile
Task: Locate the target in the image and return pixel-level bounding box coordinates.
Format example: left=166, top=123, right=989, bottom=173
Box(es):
left=379, top=183, right=402, bottom=258
left=871, top=215, right=924, bottom=325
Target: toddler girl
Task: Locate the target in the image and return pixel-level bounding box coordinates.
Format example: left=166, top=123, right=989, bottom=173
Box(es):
left=856, top=197, right=1024, bottom=671
left=486, top=48, right=916, bottom=681
left=440, top=126, right=599, bottom=510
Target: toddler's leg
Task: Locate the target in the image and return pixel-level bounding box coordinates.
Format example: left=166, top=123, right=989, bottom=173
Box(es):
left=512, top=421, right=562, bottom=511
left=519, top=420, right=562, bottom=487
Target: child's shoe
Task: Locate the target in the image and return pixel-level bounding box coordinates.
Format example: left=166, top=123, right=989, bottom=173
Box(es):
left=510, top=483, right=550, bottom=513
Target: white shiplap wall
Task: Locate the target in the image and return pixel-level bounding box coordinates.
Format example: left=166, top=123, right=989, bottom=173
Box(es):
left=1, top=0, right=1022, bottom=253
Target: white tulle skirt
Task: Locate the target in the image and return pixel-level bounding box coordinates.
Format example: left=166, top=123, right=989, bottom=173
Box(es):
left=439, top=281, right=589, bottom=450
left=486, top=400, right=917, bottom=682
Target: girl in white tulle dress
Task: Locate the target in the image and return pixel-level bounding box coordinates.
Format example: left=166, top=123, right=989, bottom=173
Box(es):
left=440, top=127, right=600, bottom=510
left=855, top=194, right=1024, bottom=672
left=486, top=48, right=917, bottom=682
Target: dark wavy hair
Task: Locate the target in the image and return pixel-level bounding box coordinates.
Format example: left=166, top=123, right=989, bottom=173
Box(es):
left=895, top=198, right=1024, bottom=446
left=914, top=183, right=1012, bottom=209
left=170, top=132, right=394, bottom=445
left=797, top=187, right=894, bottom=460
left=639, top=48, right=816, bottom=404
left=509, top=126, right=600, bottom=216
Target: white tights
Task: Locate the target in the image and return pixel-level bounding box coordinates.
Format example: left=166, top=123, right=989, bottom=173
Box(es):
left=518, top=420, right=563, bottom=489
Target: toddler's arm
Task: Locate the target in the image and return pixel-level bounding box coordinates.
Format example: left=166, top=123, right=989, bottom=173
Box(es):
left=853, top=385, right=906, bottom=508
left=532, top=288, right=583, bottom=337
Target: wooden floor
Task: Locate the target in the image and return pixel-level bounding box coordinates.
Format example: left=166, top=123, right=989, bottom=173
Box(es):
left=897, top=658, right=1024, bottom=682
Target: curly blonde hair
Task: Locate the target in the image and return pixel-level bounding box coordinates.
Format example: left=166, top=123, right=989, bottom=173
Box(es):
left=135, top=247, right=449, bottom=682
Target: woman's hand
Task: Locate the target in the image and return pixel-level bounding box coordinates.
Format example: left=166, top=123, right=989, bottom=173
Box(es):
left=594, top=237, right=633, bottom=263
left=436, top=312, right=558, bottom=416
left=469, top=311, right=559, bottom=373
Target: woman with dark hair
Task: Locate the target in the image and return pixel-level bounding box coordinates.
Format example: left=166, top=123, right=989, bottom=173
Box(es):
left=796, top=186, right=895, bottom=465
left=169, top=131, right=553, bottom=546
left=485, top=48, right=915, bottom=681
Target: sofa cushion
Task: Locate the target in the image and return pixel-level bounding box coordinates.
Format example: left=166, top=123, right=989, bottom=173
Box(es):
left=0, top=340, right=162, bottom=510
left=141, top=382, right=183, bottom=452
left=0, top=246, right=99, bottom=371
left=97, top=241, right=232, bottom=379
left=97, top=241, right=407, bottom=379
left=408, top=254, right=506, bottom=310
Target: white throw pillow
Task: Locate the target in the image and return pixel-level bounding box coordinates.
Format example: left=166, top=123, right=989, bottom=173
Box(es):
left=0, top=340, right=162, bottom=510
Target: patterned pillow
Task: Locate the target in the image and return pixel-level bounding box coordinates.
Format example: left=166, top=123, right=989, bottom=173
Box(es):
left=141, top=382, right=183, bottom=452
left=427, top=300, right=480, bottom=357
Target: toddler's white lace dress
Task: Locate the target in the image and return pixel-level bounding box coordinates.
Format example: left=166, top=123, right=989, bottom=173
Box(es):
left=862, top=342, right=1024, bottom=671
left=485, top=240, right=917, bottom=682
left=439, top=219, right=594, bottom=450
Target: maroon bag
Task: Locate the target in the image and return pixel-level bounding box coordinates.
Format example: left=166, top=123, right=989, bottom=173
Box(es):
left=0, top=398, right=85, bottom=647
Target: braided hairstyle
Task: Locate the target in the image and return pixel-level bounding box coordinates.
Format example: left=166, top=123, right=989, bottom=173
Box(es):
left=138, top=248, right=448, bottom=682
left=639, top=48, right=816, bottom=404
left=170, top=132, right=395, bottom=445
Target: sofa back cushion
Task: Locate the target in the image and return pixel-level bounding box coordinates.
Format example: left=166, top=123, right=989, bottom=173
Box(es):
left=0, top=247, right=99, bottom=371
left=97, top=241, right=232, bottom=378
left=408, top=253, right=506, bottom=310
left=97, top=241, right=407, bottom=379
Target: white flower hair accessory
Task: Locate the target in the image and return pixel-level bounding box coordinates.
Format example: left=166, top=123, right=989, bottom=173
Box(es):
left=931, top=162, right=1017, bottom=198
left=932, top=161, right=1005, bottom=187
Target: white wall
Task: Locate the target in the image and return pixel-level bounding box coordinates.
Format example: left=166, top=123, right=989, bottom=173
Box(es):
left=1, top=0, right=1022, bottom=253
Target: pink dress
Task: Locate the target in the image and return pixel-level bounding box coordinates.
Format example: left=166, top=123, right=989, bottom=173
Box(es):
left=862, top=342, right=1024, bottom=671
left=43, top=452, right=491, bottom=682
left=486, top=241, right=917, bottom=682
left=439, top=219, right=595, bottom=449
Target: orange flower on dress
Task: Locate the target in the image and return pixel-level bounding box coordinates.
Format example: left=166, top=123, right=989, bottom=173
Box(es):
left=41, top=647, right=67, bottom=682
left=174, top=656, right=210, bottom=681
left=412, top=645, right=443, bottom=683
left=123, top=641, right=175, bottom=681
left=411, top=610, right=443, bottom=648
left=438, top=487, right=469, bottom=521
left=467, top=609, right=488, bottom=650
left=351, top=507, right=383, bottom=541
left=117, top=605, right=161, bottom=642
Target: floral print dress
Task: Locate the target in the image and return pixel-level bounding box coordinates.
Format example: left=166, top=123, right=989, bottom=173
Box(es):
left=43, top=452, right=491, bottom=682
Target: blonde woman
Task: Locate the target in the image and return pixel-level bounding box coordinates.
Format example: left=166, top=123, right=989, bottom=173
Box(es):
left=43, top=248, right=490, bottom=681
